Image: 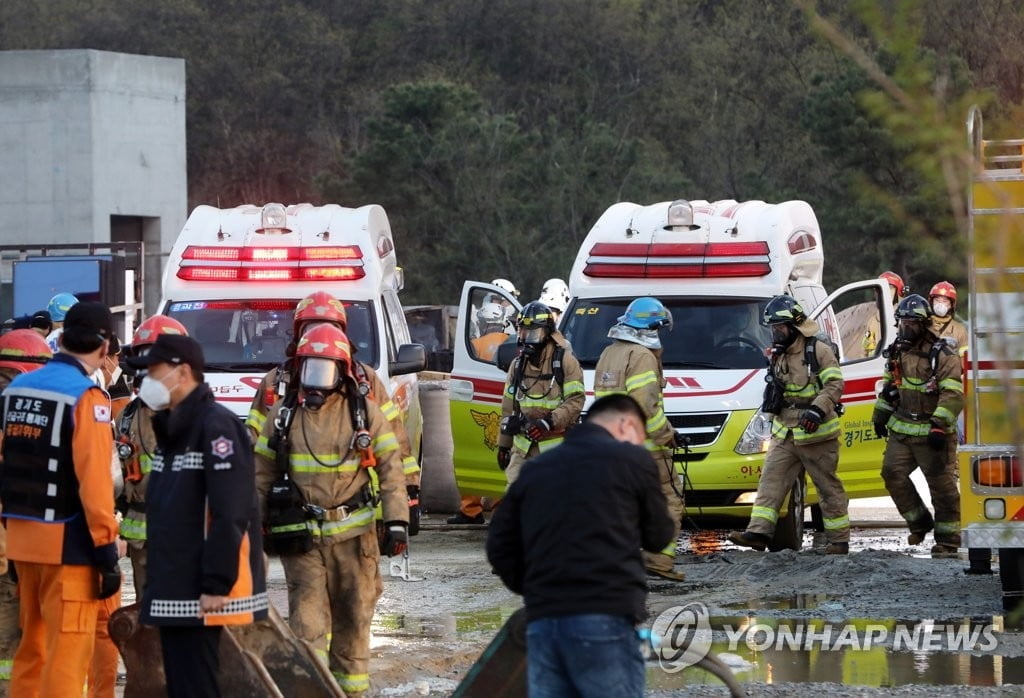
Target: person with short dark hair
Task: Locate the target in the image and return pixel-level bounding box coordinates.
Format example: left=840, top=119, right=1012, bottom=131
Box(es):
left=486, top=394, right=674, bottom=697
left=127, top=334, right=267, bottom=698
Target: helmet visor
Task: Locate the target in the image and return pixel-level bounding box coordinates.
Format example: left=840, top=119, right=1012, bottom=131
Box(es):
left=518, top=327, right=547, bottom=346
left=300, top=357, right=340, bottom=390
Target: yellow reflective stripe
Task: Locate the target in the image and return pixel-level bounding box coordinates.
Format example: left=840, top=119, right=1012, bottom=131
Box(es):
left=659, top=542, right=677, bottom=556
left=625, top=371, right=658, bottom=391
left=934, top=520, right=960, bottom=534
left=818, top=367, right=842, bottom=382
left=898, top=381, right=934, bottom=394
left=254, top=436, right=275, bottom=459
left=939, top=378, right=963, bottom=394
left=120, top=517, right=146, bottom=540
left=932, top=407, right=957, bottom=426
left=245, top=409, right=266, bottom=432
left=537, top=436, right=564, bottom=453
left=0, top=658, right=10, bottom=680
left=140, top=452, right=153, bottom=475
left=563, top=380, right=585, bottom=395
left=379, top=400, right=400, bottom=421
left=402, top=456, right=421, bottom=475
left=334, top=673, right=370, bottom=693
left=791, top=419, right=841, bottom=442
left=290, top=452, right=346, bottom=465
left=513, top=434, right=564, bottom=453
left=312, top=507, right=375, bottom=538
left=518, top=397, right=564, bottom=409
left=646, top=410, right=668, bottom=433
left=291, top=461, right=361, bottom=474
left=269, top=522, right=308, bottom=534
left=783, top=384, right=817, bottom=398
left=901, top=507, right=927, bottom=523
left=372, top=432, right=400, bottom=455
left=889, top=420, right=931, bottom=436
left=875, top=400, right=896, bottom=413
left=751, top=506, right=778, bottom=524
left=824, top=515, right=849, bottom=530
left=594, top=389, right=627, bottom=399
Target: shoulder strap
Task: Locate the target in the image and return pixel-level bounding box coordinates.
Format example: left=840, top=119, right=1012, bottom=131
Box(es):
left=552, top=346, right=565, bottom=388
left=803, top=336, right=820, bottom=375
left=117, top=398, right=141, bottom=438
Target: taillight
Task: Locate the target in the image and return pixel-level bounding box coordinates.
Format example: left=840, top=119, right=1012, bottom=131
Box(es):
left=177, top=244, right=366, bottom=282
left=583, top=241, right=771, bottom=279
left=974, top=455, right=1022, bottom=487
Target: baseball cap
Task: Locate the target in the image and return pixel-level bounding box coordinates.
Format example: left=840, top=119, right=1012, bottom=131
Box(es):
left=63, top=302, right=114, bottom=341
left=127, top=334, right=205, bottom=372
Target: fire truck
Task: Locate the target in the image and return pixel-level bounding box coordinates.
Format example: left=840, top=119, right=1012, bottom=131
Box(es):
left=451, top=199, right=893, bottom=549
left=960, top=108, right=1024, bottom=610
left=158, top=202, right=425, bottom=455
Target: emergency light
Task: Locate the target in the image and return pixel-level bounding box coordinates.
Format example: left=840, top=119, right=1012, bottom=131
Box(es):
left=582, top=241, right=771, bottom=279
left=973, top=454, right=1022, bottom=488
left=177, top=245, right=365, bottom=282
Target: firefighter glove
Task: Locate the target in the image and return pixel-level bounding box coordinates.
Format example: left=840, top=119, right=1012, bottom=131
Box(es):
left=928, top=424, right=947, bottom=451
left=524, top=418, right=552, bottom=441
left=497, top=446, right=511, bottom=471
left=874, top=420, right=889, bottom=439
left=97, top=563, right=121, bottom=600
left=798, top=406, right=824, bottom=433
left=407, top=484, right=421, bottom=536
left=879, top=382, right=900, bottom=405
left=382, top=522, right=408, bottom=557
left=673, top=432, right=690, bottom=449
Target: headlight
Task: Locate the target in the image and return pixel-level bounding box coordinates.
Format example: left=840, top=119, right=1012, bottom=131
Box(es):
left=735, top=412, right=772, bottom=455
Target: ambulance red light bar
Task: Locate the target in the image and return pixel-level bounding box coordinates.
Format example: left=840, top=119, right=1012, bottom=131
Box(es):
left=177, top=267, right=366, bottom=282
left=177, top=245, right=365, bottom=281
left=583, top=241, right=771, bottom=278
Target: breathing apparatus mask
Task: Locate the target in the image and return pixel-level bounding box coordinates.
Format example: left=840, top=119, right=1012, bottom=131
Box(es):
left=300, top=357, right=341, bottom=410
left=769, top=323, right=798, bottom=354
left=896, top=318, right=924, bottom=351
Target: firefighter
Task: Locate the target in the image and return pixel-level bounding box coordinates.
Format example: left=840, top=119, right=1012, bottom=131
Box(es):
left=246, top=291, right=422, bottom=531
left=873, top=294, right=964, bottom=558
left=1, top=302, right=121, bottom=697
left=498, top=301, right=585, bottom=484
left=0, top=330, right=51, bottom=697
left=593, top=297, right=685, bottom=581
left=538, top=278, right=570, bottom=325
left=117, top=314, right=188, bottom=598
left=928, top=281, right=968, bottom=355
left=254, top=324, right=408, bottom=697
left=728, top=295, right=849, bottom=554
left=470, top=302, right=511, bottom=361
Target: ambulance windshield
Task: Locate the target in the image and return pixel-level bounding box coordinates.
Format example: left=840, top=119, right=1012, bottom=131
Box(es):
left=164, top=299, right=377, bottom=370
left=562, top=298, right=771, bottom=370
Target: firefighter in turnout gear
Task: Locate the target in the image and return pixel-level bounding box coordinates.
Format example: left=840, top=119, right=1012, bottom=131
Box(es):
left=118, top=314, right=188, bottom=598
left=593, top=297, right=686, bottom=580
left=498, top=302, right=585, bottom=484
left=254, top=323, right=408, bottom=697
left=246, top=291, right=422, bottom=531
left=0, top=330, right=51, bottom=696
left=928, top=281, right=968, bottom=356
left=874, top=294, right=964, bottom=558
left=729, top=295, right=850, bottom=554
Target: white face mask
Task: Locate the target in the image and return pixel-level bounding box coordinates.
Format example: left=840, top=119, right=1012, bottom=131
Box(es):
left=109, top=365, right=123, bottom=386
left=138, top=372, right=173, bottom=411
left=932, top=299, right=951, bottom=318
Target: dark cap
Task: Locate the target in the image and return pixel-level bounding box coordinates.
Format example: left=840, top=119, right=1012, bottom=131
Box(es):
left=127, top=334, right=204, bottom=372
left=63, top=302, right=114, bottom=340
left=30, top=310, right=53, bottom=332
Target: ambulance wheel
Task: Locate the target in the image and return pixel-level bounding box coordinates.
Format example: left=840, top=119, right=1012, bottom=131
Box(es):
left=768, top=476, right=805, bottom=552
left=998, top=548, right=1024, bottom=612
left=810, top=504, right=825, bottom=532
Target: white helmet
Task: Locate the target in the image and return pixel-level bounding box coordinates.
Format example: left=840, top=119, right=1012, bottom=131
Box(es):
left=539, top=278, right=569, bottom=313
left=477, top=302, right=506, bottom=332
left=491, top=278, right=520, bottom=298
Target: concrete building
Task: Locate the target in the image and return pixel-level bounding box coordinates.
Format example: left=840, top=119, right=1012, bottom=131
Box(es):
left=0, top=49, right=186, bottom=314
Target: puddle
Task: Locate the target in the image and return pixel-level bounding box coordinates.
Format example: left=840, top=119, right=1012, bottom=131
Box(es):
left=721, top=593, right=838, bottom=612
left=646, top=614, right=1022, bottom=688
left=372, top=607, right=517, bottom=640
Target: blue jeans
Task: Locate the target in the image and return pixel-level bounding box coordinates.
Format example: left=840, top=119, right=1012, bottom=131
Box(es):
left=526, top=614, right=644, bottom=698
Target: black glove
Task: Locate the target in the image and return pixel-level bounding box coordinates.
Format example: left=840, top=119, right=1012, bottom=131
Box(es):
left=524, top=418, right=552, bottom=442
left=381, top=522, right=409, bottom=557
left=497, top=446, right=511, bottom=471
left=928, top=424, right=947, bottom=450
left=798, top=406, right=824, bottom=433
left=97, top=563, right=121, bottom=600
left=874, top=420, right=889, bottom=439
left=7, top=561, right=16, bottom=584
left=673, top=432, right=690, bottom=449
left=879, top=382, right=900, bottom=405
left=407, top=485, right=421, bottom=537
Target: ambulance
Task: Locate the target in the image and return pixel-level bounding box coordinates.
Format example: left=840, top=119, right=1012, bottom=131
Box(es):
left=452, top=198, right=893, bottom=549
left=158, top=202, right=425, bottom=455
left=960, top=107, right=1024, bottom=609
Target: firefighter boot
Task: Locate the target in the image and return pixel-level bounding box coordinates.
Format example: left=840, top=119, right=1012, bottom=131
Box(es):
left=931, top=543, right=959, bottom=559
left=907, top=529, right=932, bottom=546
left=728, top=531, right=769, bottom=551
left=825, top=542, right=849, bottom=555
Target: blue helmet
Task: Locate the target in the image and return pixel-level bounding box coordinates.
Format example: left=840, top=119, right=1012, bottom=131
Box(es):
left=618, top=297, right=672, bottom=330
left=47, top=293, right=79, bottom=322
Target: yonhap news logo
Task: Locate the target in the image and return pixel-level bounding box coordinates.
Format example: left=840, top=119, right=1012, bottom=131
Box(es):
left=648, top=603, right=1000, bottom=672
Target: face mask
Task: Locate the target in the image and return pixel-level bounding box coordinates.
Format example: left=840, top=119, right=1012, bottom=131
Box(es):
left=932, top=299, right=951, bottom=318
left=897, top=320, right=923, bottom=349
left=770, top=324, right=797, bottom=350
left=109, top=365, right=123, bottom=386
left=138, top=371, right=175, bottom=411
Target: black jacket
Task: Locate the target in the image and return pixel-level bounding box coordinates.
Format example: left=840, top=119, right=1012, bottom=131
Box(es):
left=486, top=422, right=673, bottom=623
left=140, top=383, right=267, bottom=627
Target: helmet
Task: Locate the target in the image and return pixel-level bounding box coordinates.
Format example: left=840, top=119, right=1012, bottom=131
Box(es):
left=879, top=271, right=907, bottom=299
left=762, top=295, right=807, bottom=326
left=538, top=279, right=569, bottom=314
left=0, top=329, right=52, bottom=374
left=618, top=297, right=672, bottom=330
left=294, top=291, right=348, bottom=333
left=517, top=302, right=555, bottom=351
left=132, top=315, right=187, bottom=350
left=491, top=278, right=520, bottom=298
left=295, top=323, right=352, bottom=391
left=47, top=293, right=79, bottom=322
left=477, top=302, right=506, bottom=333
left=894, top=293, right=932, bottom=321
left=929, top=281, right=957, bottom=303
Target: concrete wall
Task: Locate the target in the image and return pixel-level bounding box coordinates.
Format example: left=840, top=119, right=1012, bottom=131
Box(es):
left=0, top=49, right=187, bottom=313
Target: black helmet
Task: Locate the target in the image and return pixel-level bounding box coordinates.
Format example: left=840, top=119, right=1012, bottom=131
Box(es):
left=517, top=302, right=556, bottom=331
left=762, top=295, right=807, bottom=326
left=894, top=294, right=932, bottom=321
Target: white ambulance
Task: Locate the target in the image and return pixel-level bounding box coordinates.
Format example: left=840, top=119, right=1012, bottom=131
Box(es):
left=452, top=199, right=893, bottom=549
left=158, top=202, right=425, bottom=454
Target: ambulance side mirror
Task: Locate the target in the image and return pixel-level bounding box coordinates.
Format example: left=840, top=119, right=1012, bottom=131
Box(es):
left=495, top=339, right=518, bottom=372
left=391, top=343, right=427, bottom=376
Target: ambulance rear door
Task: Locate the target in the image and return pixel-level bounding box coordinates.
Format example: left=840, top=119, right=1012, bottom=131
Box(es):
left=450, top=280, right=522, bottom=497
left=809, top=277, right=893, bottom=500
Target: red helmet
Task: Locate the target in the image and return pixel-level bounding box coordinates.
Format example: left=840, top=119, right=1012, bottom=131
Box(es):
left=132, top=315, right=188, bottom=350
left=929, top=281, right=957, bottom=303
left=295, top=324, right=351, bottom=390
left=293, top=291, right=348, bottom=334
left=879, top=271, right=907, bottom=299
left=0, top=329, right=52, bottom=374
